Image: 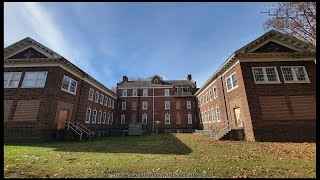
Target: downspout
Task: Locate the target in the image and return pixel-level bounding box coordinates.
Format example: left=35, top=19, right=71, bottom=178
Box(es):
left=153, top=87, right=155, bottom=132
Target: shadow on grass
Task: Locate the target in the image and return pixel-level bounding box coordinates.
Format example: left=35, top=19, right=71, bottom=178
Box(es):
left=4, top=133, right=192, bottom=155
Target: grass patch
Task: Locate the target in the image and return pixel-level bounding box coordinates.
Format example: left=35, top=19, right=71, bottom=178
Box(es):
left=4, top=133, right=316, bottom=178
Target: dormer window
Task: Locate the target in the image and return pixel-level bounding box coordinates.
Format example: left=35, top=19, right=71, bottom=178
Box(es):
left=154, top=78, right=158, bottom=84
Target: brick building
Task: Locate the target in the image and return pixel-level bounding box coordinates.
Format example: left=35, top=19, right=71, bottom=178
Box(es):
left=4, top=37, right=117, bottom=142
left=116, top=75, right=198, bottom=133
left=195, top=30, right=316, bottom=142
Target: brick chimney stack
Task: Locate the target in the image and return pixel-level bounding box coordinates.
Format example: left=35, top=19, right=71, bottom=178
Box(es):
left=123, top=76, right=128, bottom=82
left=187, top=74, right=192, bottom=81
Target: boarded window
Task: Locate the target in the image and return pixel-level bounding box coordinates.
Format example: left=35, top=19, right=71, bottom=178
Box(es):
left=290, top=96, right=316, bottom=120
left=12, top=100, right=40, bottom=122
left=259, top=96, right=291, bottom=121
left=176, top=113, right=181, bottom=124
left=132, top=102, right=137, bottom=110
left=176, top=101, right=180, bottom=109
left=4, top=100, right=13, bottom=122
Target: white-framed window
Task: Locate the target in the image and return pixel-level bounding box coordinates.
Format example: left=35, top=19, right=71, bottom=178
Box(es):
left=209, top=90, right=213, bottom=101
left=88, top=88, right=94, bottom=101
left=112, top=100, right=115, bottom=109
left=95, top=91, right=99, bottom=103
left=280, top=66, right=310, bottom=83
left=213, top=87, right=217, bottom=99
left=85, top=107, right=91, bottom=123
left=188, top=113, right=192, bottom=124
left=165, top=101, right=170, bottom=109
left=104, top=97, right=108, bottom=106
left=122, top=102, right=126, bottom=110
left=187, top=101, right=191, bottom=109
left=143, top=89, right=148, bottom=96
left=252, top=67, right=280, bottom=84
left=211, top=108, right=215, bottom=122
left=4, top=72, right=22, bottom=88
left=110, top=113, right=113, bottom=124
left=164, top=89, right=170, bottom=96
left=142, top=113, right=147, bottom=124
left=92, top=109, right=97, bottom=124
left=22, top=71, right=47, bottom=88
left=102, top=112, right=106, bottom=124
left=107, top=113, right=110, bottom=124
left=216, top=106, right=221, bottom=122
left=142, top=101, right=148, bottom=110
left=206, top=93, right=209, bottom=103
left=226, top=72, right=238, bottom=92
left=61, top=75, right=77, bottom=95
left=165, top=113, right=170, bottom=124
left=108, top=98, right=111, bottom=107
left=203, top=111, right=207, bottom=123
left=200, top=97, right=203, bottom=106
left=121, top=114, right=126, bottom=124
left=98, top=111, right=102, bottom=124
left=203, top=95, right=205, bottom=104
left=198, top=99, right=201, bottom=107
left=199, top=113, right=202, bottom=124
left=100, top=94, right=104, bottom=104
left=122, top=89, right=127, bottom=97
left=207, top=109, right=211, bottom=123
left=132, top=89, right=138, bottom=96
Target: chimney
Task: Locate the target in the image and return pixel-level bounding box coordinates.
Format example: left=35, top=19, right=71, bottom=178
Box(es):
left=123, top=76, right=128, bottom=82
left=187, top=74, right=192, bottom=81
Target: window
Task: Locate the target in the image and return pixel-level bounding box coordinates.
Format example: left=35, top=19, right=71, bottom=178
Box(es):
left=209, top=90, right=213, bottom=101
left=187, top=101, right=191, bottom=109
left=122, top=102, right=126, bottom=110
left=198, top=99, right=201, bottom=107
left=133, top=89, right=138, bottom=96
left=88, top=88, right=94, bottom=101
left=143, top=89, right=148, bottom=96
left=108, top=98, right=111, bottom=107
left=188, top=113, right=192, bottom=124
left=122, top=89, right=127, bottom=97
left=92, top=109, right=97, bottom=124
left=104, top=97, right=108, bottom=106
left=143, top=101, right=148, bottom=110
left=85, top=108, right=91, bottom=123
left=102, top=112, right=106, bottom=124
left=203, top=95, right=205, bottom=104
left=142, top=113, right=147, bottom=124
left=22, top=71, right=47, bottom=88
left=4, top=72, right=22, bottom=88
left=252, top=67, right=280, bottom=83
left=165, top=113, right=170, bottom=124
left=211, top=108, right=215, bottom=122
left=206, top=93, right=209, bottom=103
left=107, top=113, right=110, bottom=124
left=165, top=101, right=170, bottom=109
left=199, top=113, right=202, bottom=124
left=100, top=94, right=104, bottom=104
left=281, top=66, right=310, bottom=83
left=207, top=110, right=211, bottom=123
left=216, top=106, right=221, bottom=122
left=203, top=111, right=207, bottom=123
left=226, top=72, right=238, bottom=92
left=112, top=100, right=115, bottom=109
left=213, top=87, right=217, bottom=99
left=110, top=113, right=113, bottom=124
left=165, top=89, right=170, bottom=96
left=121, top=114, right=126, bottom=124
left=95, top=91, right=99, bottom=103
left=61, top=75, right=77, bottom=95
left=98, top=111, right=102, bottom=124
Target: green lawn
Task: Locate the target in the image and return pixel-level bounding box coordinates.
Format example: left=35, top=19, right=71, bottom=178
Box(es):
left=4, top=133, right=316, bottom=178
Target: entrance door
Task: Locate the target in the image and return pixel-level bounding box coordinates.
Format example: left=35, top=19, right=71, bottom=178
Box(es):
left=57, top=109, right=68, bottom=129
left=234, top=108, right=242, bottom=128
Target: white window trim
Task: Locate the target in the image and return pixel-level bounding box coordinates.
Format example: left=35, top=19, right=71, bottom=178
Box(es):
left=4, top=72, right=22, bottom=88
left=21, top=71, right=48, bottom=88
left=88, top=88, right=94, bottom=101
left=110, top=113, right=113, bottom=124
left=165, top=101, right=170, bottom=109
left=85, top=107, right=91, bottom=124
left=187, top=101, right=191, bottom=109
left=216, top=106, right=221, bottom=122
left=188, top=113, right=192, bottom=124
left=226, top=72, right=238, bottom=92
left=165, top=113, right=170, bottom=124
left=213, top=86, right=217, bottom=99
left=98, top=111, right=102, bottom=124
left=211, top=108, right=215, bottom=122
left=143, top=101, right=148, bottom=110
left=95, top=91, right=99, bottom=103
left=280, top=66, right=311, bottom=83
left=107, top=113, right=110, bottom=124
left=92, top=109, right=97, bottom=124
left=108, top=98, right=112, bottom=107
left=206, top=93, right=209, bottom=103
left=199, top=113, right=202, bottom=124
left=207, top=110, right=211, bottom=123
left=122, top=89, right=127, bottom=97
left=104, top=97, right=108, bottom=106
left=102, top=112, right=106, bottom=124
left=143, top=89, right=148, bottom=96
left=164, top=89, right=170, bottom=96
left=112, top=100, right=115, bottom=109
left=121, top=114, right=126, bottom=124
left=252, top=67, right=281, bottom=84
left=209, top=90, right=213, bottom=101
left=142, top=113, right=147, bottom=124
left=100, top=94, right=104, bottom=105
left=122, top=102, right=126, bottom=110
left=132, top=89, right=138, bottom=96
left=61, top=75, right=78, bottom=95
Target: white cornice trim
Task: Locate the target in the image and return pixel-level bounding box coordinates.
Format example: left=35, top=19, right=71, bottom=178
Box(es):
left=239, top=56, right=315, bottom=62
left=118, top=86, right=174, bottom=89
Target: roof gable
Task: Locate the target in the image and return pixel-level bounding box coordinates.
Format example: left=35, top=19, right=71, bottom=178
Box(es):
left=7, top=47, right=49, bottom=59
left=251, top=41, right=298, bottom=53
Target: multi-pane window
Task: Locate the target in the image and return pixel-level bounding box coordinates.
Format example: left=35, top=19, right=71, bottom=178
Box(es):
left=216, top=106, right=221, bottom=122
left=92, top=109, right=97, bottom=124
left=165, top=89, right=170, bottom=96
left=213, top=87, right=217, bottom=99
left=252, top=67, right=280, bottom=83
left=122, top=89, right=127, bottom=97
left=211, top=108, right=215, bottom=122
left=89, top=88, right=94, bottom=101
left=95, top=91, right=99, bottom=103
left=85, top=108, right=91, bottom=123
left=143, top=89, right=148, bottom=96
left=187, top=101, right=191, bottom=109
left=199, top=113, right=202, bottom=124
left=206, top=93, right=209, bottom=103
left=165, top=101, right=170, bottom=109
left=102, top=112, right=106, bottom=124
left=143, top=101, right=148, bottom=110
left=107, top=113, right=110, bottom=124
left=22, top=72, right=47, bottom=88
left=104, top=97, right=108, bottom=106
left=108, top=98, right=111, bottom=107
left=281, top=66, right=310, bottom=83
left=100, top=94, right=104, bottom=104
left=110, top=113, right=113, bottom=124
left=226, top=72, right=238, bottom=92
left=209, top=90, right=213, bottom=101
left=203, top=112, right=206, bottom=123
left=142, top=113, right=147, bottom=124
left=188, top=113, right=192, bottom=124
left=121, top=114, right=126, bottom=124
left=98, top=111, right=102, bottom=124
left=4, top=72, right=22, bottom=88
left=112, top=100, right=115, bottom=109
left=165, top=113, right=170, bottom=124
left=61, top=75, right=77, bottom=95
left=198, top=99, right=201, bottom=107
left=132, top=89, right=138, bottom=96
left=200, top=97, right=203, bottom=106
left=207, top=109, right=211, bottom=123
left=122, top=102, right=126, bottom=110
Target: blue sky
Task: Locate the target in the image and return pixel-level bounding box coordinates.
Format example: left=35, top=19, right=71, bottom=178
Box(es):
left=4, top=2, right=275, bottom=89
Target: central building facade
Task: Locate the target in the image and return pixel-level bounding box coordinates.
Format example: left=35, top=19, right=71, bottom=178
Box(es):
left=116, top=75, right=198, bottom=132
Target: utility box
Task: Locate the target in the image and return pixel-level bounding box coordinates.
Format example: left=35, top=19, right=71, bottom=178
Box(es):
left=128, top=123, right=143, bottom=136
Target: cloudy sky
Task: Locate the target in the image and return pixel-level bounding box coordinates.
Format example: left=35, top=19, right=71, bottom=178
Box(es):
left=4, top=2, right=274, bottom=89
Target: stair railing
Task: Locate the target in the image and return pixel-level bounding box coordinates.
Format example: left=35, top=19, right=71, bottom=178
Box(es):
left=66, top=121, right=83, bottom=140
left=213, top=121, right=231, bottom=140
left=75, top=122, right=93, bottom=139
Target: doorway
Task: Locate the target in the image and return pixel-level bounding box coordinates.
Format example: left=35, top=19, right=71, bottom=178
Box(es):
left=57, top=109, right=68, bottom=129
left=234, top=107, right=242, bottom=128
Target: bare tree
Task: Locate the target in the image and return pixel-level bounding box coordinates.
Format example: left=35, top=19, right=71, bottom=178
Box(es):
left=264, top=2, right=316, bottom=46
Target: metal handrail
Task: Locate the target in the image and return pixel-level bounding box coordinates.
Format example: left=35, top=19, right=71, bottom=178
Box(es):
left=66, top=121, right=83, bottom=140
left=213, top=121, right=231, bottom=139
left=75, top=122, right=92, bottom=138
